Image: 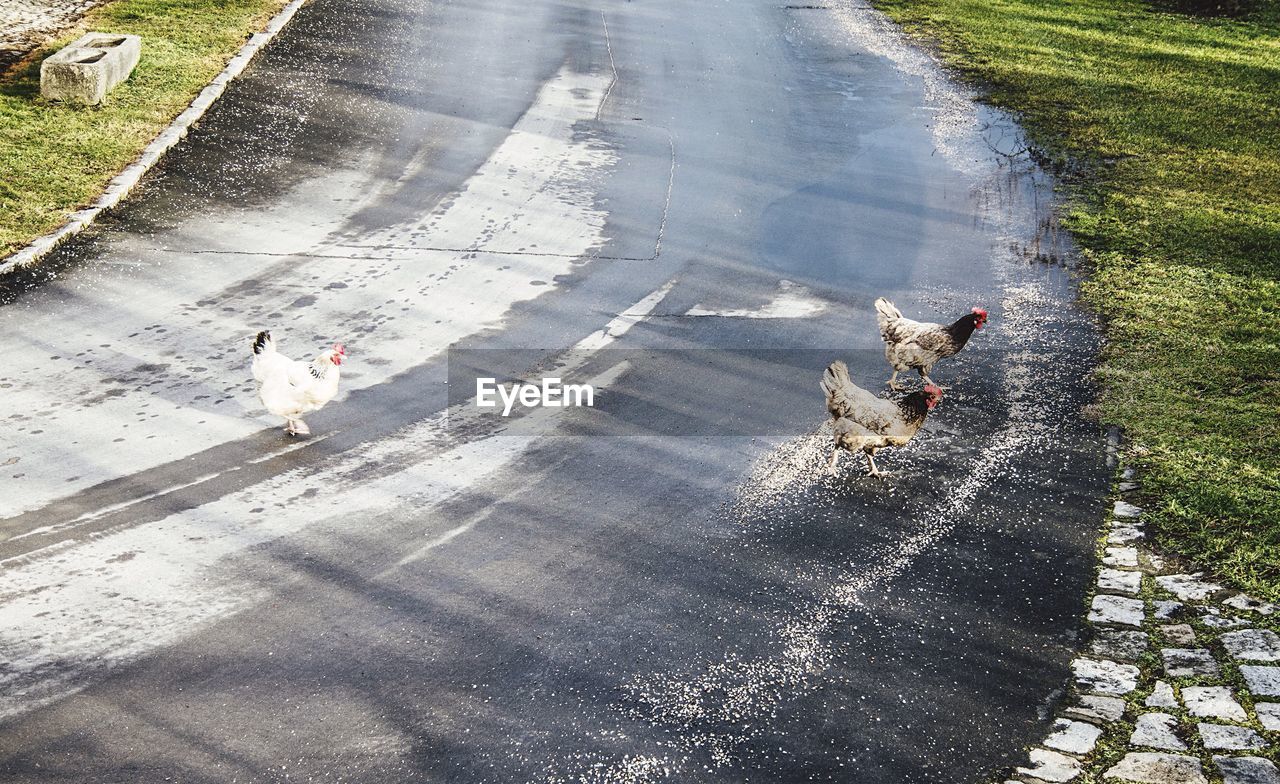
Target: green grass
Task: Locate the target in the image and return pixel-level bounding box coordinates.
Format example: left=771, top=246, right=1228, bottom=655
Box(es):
left=0, top=0, right=288, bottom=257
left=869, top=0, right=1280, bottom=599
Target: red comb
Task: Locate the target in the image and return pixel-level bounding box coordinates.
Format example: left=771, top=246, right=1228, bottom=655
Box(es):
left=972, top=307, right=988, bottom=317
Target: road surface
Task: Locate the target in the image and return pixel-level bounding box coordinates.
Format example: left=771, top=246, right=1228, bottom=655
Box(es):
left=0, top=0, right=1108, bottom=781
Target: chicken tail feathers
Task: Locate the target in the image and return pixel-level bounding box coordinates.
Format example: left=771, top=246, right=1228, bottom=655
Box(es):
left=252, top=330, right=274, bottom=356
left=874, top=297, right=901, bottom=325
left=821, top=360, right=851, bottom=402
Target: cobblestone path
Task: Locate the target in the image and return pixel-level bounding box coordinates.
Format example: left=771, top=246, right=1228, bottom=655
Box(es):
left=0, top=0, right=106, bottom=72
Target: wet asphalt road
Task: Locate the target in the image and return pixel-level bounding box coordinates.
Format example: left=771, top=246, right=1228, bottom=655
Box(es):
left=0, top=0, right=1110, bottom=781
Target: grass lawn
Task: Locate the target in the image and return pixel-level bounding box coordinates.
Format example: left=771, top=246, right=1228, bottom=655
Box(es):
left=870, top=0, right=1280, bottom=598
left=0, top=0, right=288, bottom=258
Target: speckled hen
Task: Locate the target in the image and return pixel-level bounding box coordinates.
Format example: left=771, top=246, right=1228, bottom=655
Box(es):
left=874, top=297, right=988, bottom=389
left=820, top=359, right=942, bottom=477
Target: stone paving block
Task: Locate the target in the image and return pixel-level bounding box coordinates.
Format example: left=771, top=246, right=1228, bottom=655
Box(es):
left=1224, top=594, right=1278, bottom=616
left=1114, top=500, right=1142, bottom=518
left=1143, top=551, right=1167, bottom=573
left=1154, top=600, right=1185, bottom=620
left=1064, top=694, right=1126, bottom=723
left=1043, top=718, right=1103, bottom=756
left=1103, top=752, right=1207, bottom=784
left=1162, top=648, right=1220, bottom=678
left=1221, top=629, right=1280, bottom=662
left=1199, top=723, right=1266, bottom=750
left=1241, top=665, right=1280, bottom=696
left=1255, top=701, right=1280, bottom=731
left=1145, top=680, right=1178, bottom=708
left=1073, top=657, right=1140, bottom=695
left=1104, top=547, right=1139, bottom=568
left=1017, top=747, right=1083, bottom=783
left=1202, top=612, right=1249, bottom=629
left=1, top=0, right=114, bottom=71
left=1108, top=525, right=1144, bottom=545
left=1090, top=594, right=1145, bottom=627
left=1130, top=712, right=1186, bottom=750
left=1161, top=624, right=1196, bottom=646
left=1098, top=568, right=1142, bottom=594
left=1091, top=629, right=1150, bottom=661
left=1181, top=686, right=1246, bottom=720
left=1156, top=574, right=1223, bottom=601
left=1214, top=755, right=1280, bottom=784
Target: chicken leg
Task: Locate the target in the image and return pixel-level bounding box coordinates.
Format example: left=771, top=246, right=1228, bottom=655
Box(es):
left=827, top=448, right=841, bottom=475
left=886, top=370, right=902, bottom=391
left=864, top=450, right=887, bottom=478
left=917, top=369, right=948, bottom=391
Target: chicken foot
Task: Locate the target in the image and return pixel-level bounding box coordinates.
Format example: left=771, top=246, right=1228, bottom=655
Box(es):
left=285, top=419, right=311, bottom=436
left=830, top=447, right=887, bottom=478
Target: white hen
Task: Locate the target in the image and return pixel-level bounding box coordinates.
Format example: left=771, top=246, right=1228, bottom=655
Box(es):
left=251, top=331, right=346, bottom=435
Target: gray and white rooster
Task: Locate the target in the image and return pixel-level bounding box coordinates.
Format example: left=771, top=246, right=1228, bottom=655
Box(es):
left=874, top=298, right=987, bottom=390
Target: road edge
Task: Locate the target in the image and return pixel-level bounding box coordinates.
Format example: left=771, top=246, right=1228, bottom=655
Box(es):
left=997, top=433, right=1280, bottom=783
left=0, top=0, right=310, bottom=276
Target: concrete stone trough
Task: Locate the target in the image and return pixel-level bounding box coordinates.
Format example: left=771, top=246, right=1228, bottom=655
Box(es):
left=40, top=33, right=141, bottom=105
